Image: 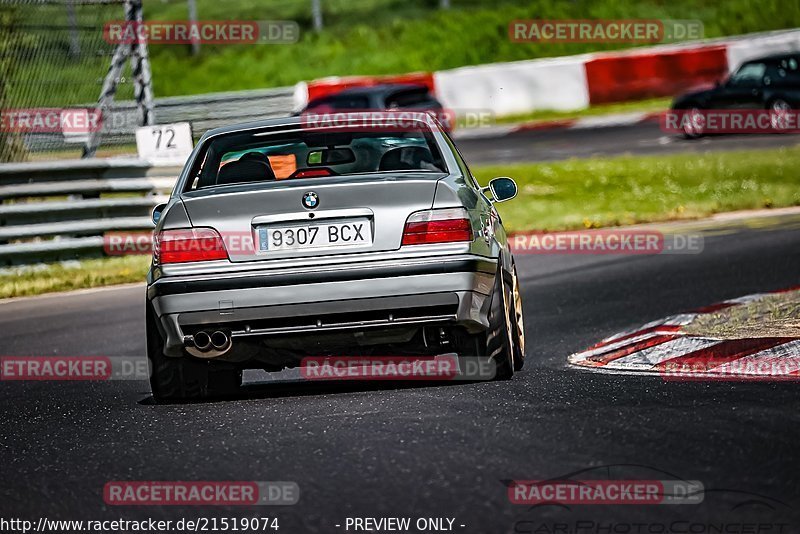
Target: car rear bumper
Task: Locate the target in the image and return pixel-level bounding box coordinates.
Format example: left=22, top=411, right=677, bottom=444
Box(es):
left=148, top=255, right=497, bottom=356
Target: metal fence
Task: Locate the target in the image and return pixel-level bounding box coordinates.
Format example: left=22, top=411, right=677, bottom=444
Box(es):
left=0, top=158, right=179, bottom=264
left=3, top=1, right=296, bottom=158
left=1, top=0, right=132, bottom=158
left=23, top=86, right=296, bottom=153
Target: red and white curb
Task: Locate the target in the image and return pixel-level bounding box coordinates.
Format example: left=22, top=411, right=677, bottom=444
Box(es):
left=568, top=287, right=800, bottom=380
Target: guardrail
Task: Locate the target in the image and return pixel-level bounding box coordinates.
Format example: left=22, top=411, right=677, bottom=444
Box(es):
left=0, top=159, right=179, bottom=264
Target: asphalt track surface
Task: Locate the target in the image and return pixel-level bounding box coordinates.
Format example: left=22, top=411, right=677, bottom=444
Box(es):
left=458, top=121, right=800, bottom=164
left=1, top=213, right=799, bottom=532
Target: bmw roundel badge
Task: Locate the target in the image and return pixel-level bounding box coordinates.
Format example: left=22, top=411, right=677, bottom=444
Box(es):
left=302, top=191, right=319, bottom=210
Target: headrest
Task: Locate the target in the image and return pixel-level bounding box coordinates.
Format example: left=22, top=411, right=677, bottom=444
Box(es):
left=379, top=146, right=435, bottom=171
left=217, top=158, right=276, bottom=185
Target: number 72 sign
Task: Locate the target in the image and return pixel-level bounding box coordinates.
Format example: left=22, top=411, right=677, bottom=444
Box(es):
left=135, top=122, right=193, bottom=164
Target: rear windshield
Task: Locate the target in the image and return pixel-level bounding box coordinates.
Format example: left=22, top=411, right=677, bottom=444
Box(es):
left=307, top=95, right=370, bottom=110
left=184, top=123, right=447, bottom=191
left=385, top=88, right=435, bottom=108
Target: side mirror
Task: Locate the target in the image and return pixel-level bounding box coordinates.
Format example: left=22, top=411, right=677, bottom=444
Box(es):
left=485, top=177, right=517, bottom=203
left=152, top=203, right=167, bottom=225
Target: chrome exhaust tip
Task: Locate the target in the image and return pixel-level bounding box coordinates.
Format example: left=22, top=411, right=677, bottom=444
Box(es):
left=210, top=330, right=231, bottom=352
left=193, top=331, right=212, bottom=352
left=185, top=329, right=233, bottom=359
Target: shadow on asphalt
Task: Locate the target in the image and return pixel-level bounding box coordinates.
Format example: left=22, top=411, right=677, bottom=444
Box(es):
left=137, top=376, right=489, bottom=406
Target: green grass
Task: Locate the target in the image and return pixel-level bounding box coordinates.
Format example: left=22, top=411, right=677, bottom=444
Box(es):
left=3, top=146, right=800, bottom=298
left=9, top=0, right=800, bottom=104
left=484, top=146, right=800, bottom=232
left=0, top=255, right=150, bottom=299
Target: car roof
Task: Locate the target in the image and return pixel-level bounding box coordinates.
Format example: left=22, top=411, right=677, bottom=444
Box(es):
left=199, top=112, right=440, bottom=141
left=742, top=53, right=800, bottom=64
left=323, top=83, right=430, bottom=98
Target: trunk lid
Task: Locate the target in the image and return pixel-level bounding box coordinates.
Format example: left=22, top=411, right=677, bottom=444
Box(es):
left=180, top=173, right=442, bottom=262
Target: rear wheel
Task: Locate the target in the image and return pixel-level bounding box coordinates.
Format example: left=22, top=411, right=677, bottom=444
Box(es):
left=486, top=263, right=515, bottom=380
left=769, top=98, right=792, bottom=130
left=146, top=305, right=242, bottom=402
left=681, top=107, right=705, bottom=139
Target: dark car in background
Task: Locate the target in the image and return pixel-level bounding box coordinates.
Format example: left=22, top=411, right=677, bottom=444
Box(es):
left=671, top=53, right=800, bottom=137
left=297, top=83, right=451, bottom=130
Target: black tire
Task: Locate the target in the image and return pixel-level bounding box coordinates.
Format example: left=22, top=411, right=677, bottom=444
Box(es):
left=510, top=262, right=526, bottom=371
left=486, top=263, right=515, bottom=380
left=146, top=304, right=242, bottom=402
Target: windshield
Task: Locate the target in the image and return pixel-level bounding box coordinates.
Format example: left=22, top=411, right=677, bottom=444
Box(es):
left=185, top=123, right=447, bottom=191
left=728, top=62, right=767, bottom=86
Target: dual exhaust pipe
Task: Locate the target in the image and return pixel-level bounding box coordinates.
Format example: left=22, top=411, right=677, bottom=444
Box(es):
left=187, top=329, right=231, bottom=358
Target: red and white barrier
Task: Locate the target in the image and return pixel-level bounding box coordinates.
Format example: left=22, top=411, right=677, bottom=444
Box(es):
left=584, top=45, right=727, bottom=104
left=294, top=29, right=800, bottom=117
left=433, top=55, right=590, bottom=115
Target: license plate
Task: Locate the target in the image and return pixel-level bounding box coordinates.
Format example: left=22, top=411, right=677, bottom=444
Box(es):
left=257, top=218, right=372, bottom=252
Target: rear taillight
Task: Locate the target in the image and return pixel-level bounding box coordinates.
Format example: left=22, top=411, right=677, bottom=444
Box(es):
left=401, top=208, right=473, bottom=246
left=154, top=228, right=228, bottom=264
